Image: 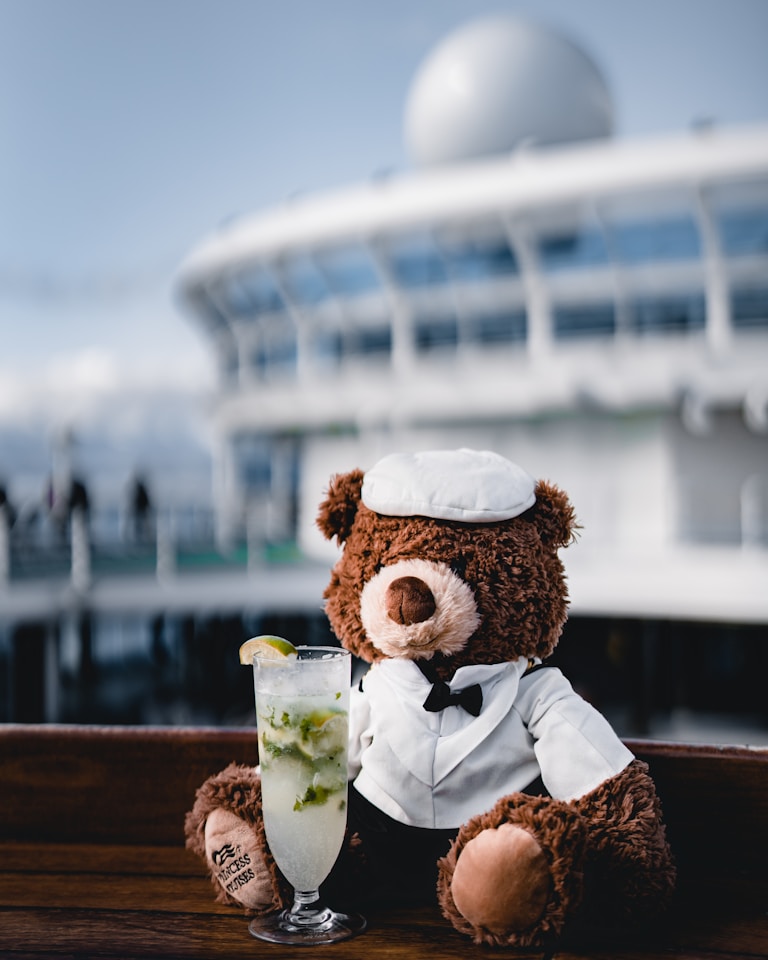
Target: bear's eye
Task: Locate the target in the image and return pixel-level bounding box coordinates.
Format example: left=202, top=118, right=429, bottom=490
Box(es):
left=449, top=557, right=467, bottom=579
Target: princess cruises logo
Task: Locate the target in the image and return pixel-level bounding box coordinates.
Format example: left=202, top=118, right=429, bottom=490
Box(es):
left=211, top=843, right=237, bottom=867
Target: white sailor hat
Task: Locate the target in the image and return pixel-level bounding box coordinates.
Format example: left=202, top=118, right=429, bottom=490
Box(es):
left=361, top=449, right=536, bottom=523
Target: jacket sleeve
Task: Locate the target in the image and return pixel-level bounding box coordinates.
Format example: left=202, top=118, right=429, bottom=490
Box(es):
left=515, top=667, right=634, bottom=801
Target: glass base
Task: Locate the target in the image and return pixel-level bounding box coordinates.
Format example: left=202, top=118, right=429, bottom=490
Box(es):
left=248, top=901, right=367, bottom=945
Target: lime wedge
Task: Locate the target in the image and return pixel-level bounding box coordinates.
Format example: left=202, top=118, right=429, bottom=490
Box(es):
left=238, top=635, right=298, bottom=665
left=298, top=712, right=347, bottom=760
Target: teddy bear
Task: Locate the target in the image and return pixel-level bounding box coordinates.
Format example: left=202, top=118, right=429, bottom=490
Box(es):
left=185, top=448, right=675, bottom=948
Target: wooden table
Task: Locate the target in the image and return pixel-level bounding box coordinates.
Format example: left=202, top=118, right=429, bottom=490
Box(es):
left=1, top=725, right=766, bottom=959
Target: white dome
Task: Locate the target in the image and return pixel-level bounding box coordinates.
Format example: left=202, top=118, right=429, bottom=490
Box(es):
left=404, top=16, right=614, bottom=167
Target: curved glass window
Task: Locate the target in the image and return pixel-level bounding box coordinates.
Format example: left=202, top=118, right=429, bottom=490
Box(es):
left=465, top=310, right=527, bottom=345
left=415, top=313, right=459, bottom=351
left=437, top=227, right=518, bottom=280
left=252, top=333, right=298, bottom=379
left=719, top=210, right=768, bottom=255
left=307, top=324, right=392, bottom=368
left=628, top=292, right=706, bottom=334
left=308, top=329, right=342, bottom=369
left=318, top=244, right=381, bottom=296
left=609, top=216, right=701, bottom=263
left=731, top=286, right=768, bottom=329
left=553, top=303, right=615, bottom=339
left=348, top=326, right=392, bottom=358
left=538, top=228, right=609, bottom=272
left=600, top=191, right=701, bottom=264
left=388, top=232, right=448, bottom=288
left=711, top=179, right=768, bottom=256
left=233, top=435, right=272, bottom=492
left=281, top=254, right=330, bottom=306
left=225, top=266, right=284, bottom=316
left=523, top=205, right=609, bottom=273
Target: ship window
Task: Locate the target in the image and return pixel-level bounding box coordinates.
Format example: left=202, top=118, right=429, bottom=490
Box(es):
left=226, top=266, right=284, bottom=316
left=731, top=286, right=768, bottom=329
left=599, top=190, right=702, bottom=264
left=553, top=304, right=615, bottom=339
left=349, top=326, right=392, bottom=357
left=310, top=325, right=391, bottom=365
left=415, top=313, right=458, bottom=351
left=282, top=254, right=330, bottom=306
left=308, top=329, right=342, bottom=369
left=318, top=245, right=381, bottom=296
left=719, top=209, right=768, bottom=255
left=252, top=332, right=298, bottom=379
left=538, top=228, right=609, bottom=272
left=388, top=232, right=448, bottom=288
left=629, top=293, right=706, bottom=334
left=437, top=229, right=518, bottom=280
left=233, top=435, right=272, bottom=492
left=466, top=310, right=527, bottom=344
left=709, top=178, right=768, bottom=256
left=608, top=215, right=700, bottom=263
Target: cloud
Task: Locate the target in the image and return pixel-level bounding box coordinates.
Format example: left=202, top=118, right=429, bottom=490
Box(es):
left=0, top=344, right=215, bottom=433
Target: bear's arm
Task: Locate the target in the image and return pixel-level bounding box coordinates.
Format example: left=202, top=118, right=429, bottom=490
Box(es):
left=515, top=667, right=633, bottom=800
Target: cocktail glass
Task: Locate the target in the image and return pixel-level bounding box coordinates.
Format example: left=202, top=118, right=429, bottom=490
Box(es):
left=248, top=645, right=366, bottom=944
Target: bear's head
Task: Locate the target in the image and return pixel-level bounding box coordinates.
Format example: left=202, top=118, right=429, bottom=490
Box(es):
left=316, top=449, right=576, bottom=676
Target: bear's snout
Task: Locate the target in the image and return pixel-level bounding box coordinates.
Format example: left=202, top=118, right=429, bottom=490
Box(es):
left=386, top=576, right=437, bottom=625
left=360, top=559, right=481, bottom=659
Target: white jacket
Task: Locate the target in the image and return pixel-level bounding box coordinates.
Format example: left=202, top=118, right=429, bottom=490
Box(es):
left=349, top=658, right=633, bottom=830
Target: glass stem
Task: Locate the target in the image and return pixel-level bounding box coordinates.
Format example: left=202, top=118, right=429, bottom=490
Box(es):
left=285, top=889, right=332, bottom=927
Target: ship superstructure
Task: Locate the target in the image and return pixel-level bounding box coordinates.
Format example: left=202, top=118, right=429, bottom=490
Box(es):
left=177, top=17, right=768, bottom=625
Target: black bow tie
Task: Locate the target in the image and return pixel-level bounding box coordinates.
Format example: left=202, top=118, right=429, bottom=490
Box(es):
left=423, top=679, right=483, bottom=717
left=416, top=660, right=483, bottom=717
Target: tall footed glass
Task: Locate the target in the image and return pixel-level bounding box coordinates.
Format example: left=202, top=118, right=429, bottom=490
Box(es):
left=248, top=645, right=366, bottom=944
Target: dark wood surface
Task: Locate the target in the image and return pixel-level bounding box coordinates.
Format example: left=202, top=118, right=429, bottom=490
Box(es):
left=1, top=725, right=766, bottom=959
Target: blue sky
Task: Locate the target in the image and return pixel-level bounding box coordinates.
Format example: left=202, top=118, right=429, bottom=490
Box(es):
left=1, top=0, right=767, bottom=470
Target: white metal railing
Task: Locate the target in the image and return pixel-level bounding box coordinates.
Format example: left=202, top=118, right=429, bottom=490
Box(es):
left=0, top=503, right=225, bottom=590
left=1, top=478, right=765, bottom=595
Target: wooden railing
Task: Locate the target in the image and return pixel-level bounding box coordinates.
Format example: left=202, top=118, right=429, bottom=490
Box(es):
left=1, top=725, right=766, bottom=959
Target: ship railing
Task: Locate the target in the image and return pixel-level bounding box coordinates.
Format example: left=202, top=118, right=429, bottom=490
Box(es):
left=0, top=504, right=277, bottom=590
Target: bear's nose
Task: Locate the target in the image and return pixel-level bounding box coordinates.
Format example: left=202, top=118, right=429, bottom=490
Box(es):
left=385, top=576, right=437, bottom=625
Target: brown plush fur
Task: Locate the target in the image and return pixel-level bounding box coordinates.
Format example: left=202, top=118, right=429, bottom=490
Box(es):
left=437, top=794, right=588, bottom=947
left=184, top=763, right=291, bottom=913
left=318, top=475, right=577, bottom=674
left=573, top=759, right=676, bottom=924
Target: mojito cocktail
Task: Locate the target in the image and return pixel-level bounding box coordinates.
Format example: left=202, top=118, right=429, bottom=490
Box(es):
left=248, top=644, right=365, bottom=944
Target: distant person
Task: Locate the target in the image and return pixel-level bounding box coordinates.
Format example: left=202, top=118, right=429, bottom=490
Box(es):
left=47, top=475, right=90, bottom=541
left=0, top=484, right=16, bottom=563
left=129, top=474, right=153, bottom=541
left=69, top=477, right=90, bottom=521
left=0, top=484, right=16, bottom=529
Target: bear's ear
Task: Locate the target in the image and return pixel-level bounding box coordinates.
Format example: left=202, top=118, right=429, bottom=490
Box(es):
left=316, top=469, right=365, bottom=543
left=531, top=479, right=578, bottom=547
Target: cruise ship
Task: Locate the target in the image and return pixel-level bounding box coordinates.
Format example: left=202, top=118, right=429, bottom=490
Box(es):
left=177, top=16, right=768, bottom=628
left=2, top=15, right=766, bottom=734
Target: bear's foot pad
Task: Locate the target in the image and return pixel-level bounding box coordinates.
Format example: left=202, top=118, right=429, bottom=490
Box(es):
left=451, top=824, right=551, bottom=935
left=204, top=807, right=275, bottom=911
